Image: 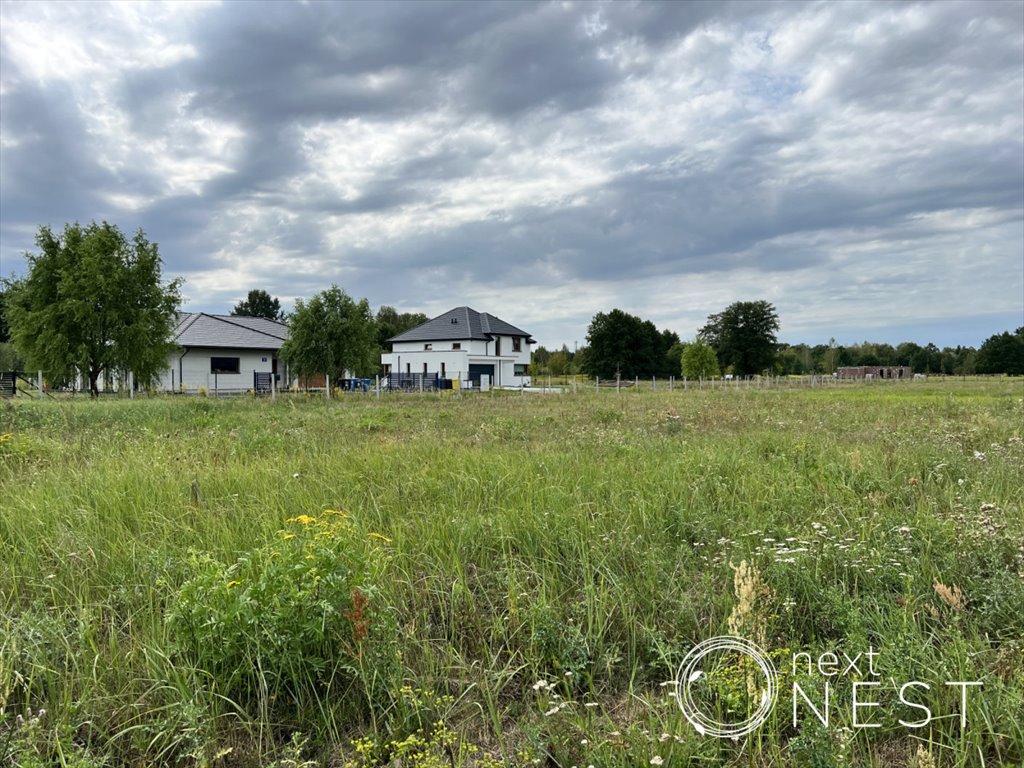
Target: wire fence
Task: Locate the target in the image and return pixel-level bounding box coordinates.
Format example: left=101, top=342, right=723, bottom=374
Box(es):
left=3, top=367, right=1010, bottom=402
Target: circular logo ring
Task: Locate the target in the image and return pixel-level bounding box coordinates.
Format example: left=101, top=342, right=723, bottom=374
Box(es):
left=675, top=635, right=778, bottom=738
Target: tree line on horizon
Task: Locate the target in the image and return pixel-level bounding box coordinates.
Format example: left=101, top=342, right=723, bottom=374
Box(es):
left=1, top=222, right=1022, bottom=393
left=534, top=302, right=1023, bottom=379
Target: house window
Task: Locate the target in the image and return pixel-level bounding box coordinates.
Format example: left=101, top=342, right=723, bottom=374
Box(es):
left=424, top=343, right=433, bottom=350
left=452, top=343, right=461, bottom=350
left=210, top=357, right=240, bottom=374
left=512, top=337, right=522, bottom=352
left=514, top=364, right=528, bottom=376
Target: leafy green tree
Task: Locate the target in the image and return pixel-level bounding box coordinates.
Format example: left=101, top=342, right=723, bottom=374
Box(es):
left=0, top=289, right=19, bottom=371
left=3, top=221, right=181, bottom=396
left=656, top=328, right=682, bottom=377
left=582, top=309, right=644, bottom=378
left=698, top=300, right=780, bottom=376
left=375, top=305, right=428, bottom=350
left=582, top=309, right=680, bottom=378
left=682, top=338, right=720, bottom=379
left=976, top=328, right=1024, bottom=375
left=894, top=342, right=921, bottom=367
left=911, top=343, right=942, bottom=374
left=0, top=343, right=23, bottom=372
left=0, top=288, right=10, bottom=342
left=548, top=346, right=572, bottom=376
left=665, top=342, right=685, bottom=377
left=941, top=345, right=977, bottom=375
left=776, top=345, right=806, bottom=375
left=529, top=345, right=550, bottom=376
left=232, top=289, right=283, bottom=321
left=281, top=286, right=378, bottom=381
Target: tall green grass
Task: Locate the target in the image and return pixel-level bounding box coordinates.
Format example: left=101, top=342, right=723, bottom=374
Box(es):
left=1, top=380, right=1022, bottom=766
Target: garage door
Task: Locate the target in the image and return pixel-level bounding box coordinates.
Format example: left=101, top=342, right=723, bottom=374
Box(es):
left=468, top=364, right=495, bottom=385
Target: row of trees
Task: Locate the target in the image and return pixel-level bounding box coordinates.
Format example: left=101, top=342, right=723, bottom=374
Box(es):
left=772, top=335, right=1024, bottom=376
left=564, top=300, right=779, bottom=380
left=534, top=300, right=1023, bottom=379
left=3, top=221, right=1021, bottom=394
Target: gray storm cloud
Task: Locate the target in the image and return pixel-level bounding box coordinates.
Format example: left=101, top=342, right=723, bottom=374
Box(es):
left=1, top=0, right=1021, bottom=346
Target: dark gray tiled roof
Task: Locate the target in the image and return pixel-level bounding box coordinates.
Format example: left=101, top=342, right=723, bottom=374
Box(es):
left=389, top=307, right=534, bottom=343
left=173, top=313, right=289, bottom=350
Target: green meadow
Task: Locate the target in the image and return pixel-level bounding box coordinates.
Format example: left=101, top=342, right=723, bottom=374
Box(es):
left=1, top=380, right=1022, bottom=767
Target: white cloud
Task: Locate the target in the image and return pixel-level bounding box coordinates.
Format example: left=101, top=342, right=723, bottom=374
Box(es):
left=1, top=0, right=1020, bottom=348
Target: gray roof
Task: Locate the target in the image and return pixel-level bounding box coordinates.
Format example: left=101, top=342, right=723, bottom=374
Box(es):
left=389, top=306, right=534, bottom=343
left=173, top=313, right=289, bottom=350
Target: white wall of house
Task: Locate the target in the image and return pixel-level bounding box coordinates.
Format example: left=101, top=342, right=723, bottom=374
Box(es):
left=158, top=347, right=282, bottom=392
left=382, top=334, right=532, bottom=388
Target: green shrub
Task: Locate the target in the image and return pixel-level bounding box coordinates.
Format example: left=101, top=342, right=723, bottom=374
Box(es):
left=166, top=510, right=397, bottom=717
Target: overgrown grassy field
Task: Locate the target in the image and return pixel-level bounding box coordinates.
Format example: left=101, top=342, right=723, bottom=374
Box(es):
left=2, top=381, right=1022, bottom=767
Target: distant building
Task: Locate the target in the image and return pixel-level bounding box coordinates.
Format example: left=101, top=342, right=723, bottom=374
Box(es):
left=381, top=306, right=534, bottom=389
left=836, top=365, right=912, bottom=380
left=158, top=313, right=290, bottom=392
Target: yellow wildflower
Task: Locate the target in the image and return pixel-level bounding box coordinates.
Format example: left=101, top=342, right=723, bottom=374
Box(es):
left=369, top=532, right=392, bottom=543
left=286, top=514, right=317, bottom=525
left=226, top=580, right=241, bottom=589
left=0, top=434, right=13, bottom=443
left=281, top=533, right=296, bottom=541
left=324, top=508, right=351, bottom=519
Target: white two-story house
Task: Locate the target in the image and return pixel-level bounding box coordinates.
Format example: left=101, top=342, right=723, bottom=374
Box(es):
left=381, top=307, right=534, bottom=389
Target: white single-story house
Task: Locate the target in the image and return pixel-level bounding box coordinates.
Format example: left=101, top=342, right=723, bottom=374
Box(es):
left=381, top=306, right=534, bottom=389
left=158, top=313, right=290, bottom=393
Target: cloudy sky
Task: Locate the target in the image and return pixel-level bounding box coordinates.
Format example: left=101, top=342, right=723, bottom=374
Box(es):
left=1, top=1, right=1022, bottom=348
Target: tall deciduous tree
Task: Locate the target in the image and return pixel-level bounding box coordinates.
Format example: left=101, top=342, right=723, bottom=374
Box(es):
left=582, top=309, right=680, bottom=378
left=0, top=289, right=10, bottom=342
left=682, top=338, right=720, bottom=379
left=280, top=286, right=378, bottom=381
left=582, top=309, right=645, bottom=378
left=976, top=328, right=1024, bottom=375
left=4, top=221, right=181, bottom=396
left=699, top=300, right=780, bottom=376
left=232, top=289, right=283, bottom=321
left=375, top=305, right=428, bottom=350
